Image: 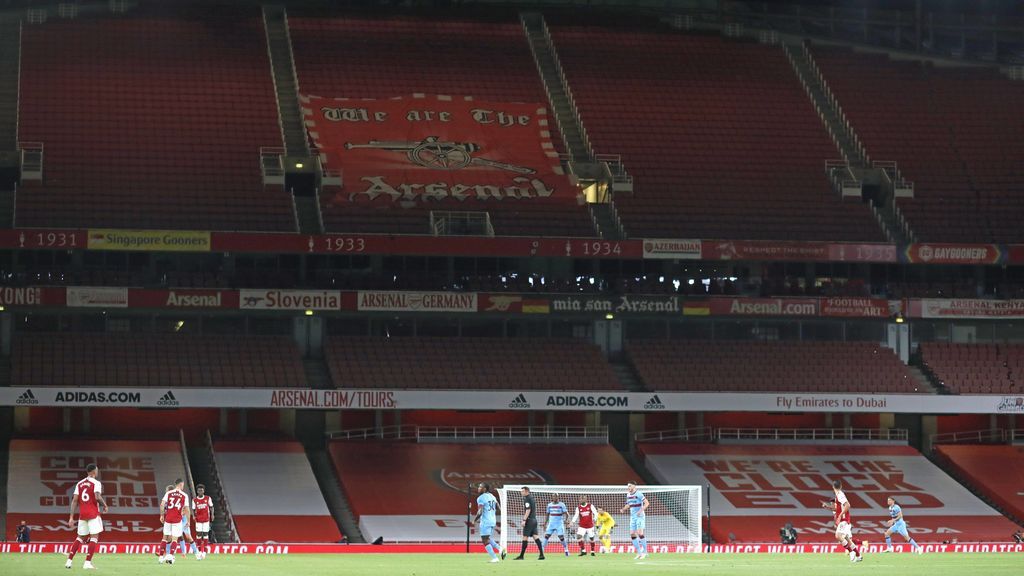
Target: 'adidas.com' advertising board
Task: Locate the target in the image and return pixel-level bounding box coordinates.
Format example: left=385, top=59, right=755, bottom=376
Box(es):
left=3, top=387, right=1024, bottom=414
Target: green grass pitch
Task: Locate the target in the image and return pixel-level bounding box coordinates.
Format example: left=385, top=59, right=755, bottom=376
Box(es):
left=1, top=552, right=1021, bottom=575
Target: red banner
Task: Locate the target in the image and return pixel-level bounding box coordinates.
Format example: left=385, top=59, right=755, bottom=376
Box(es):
left=302, top=94, right=578, bottom=205
left=820, top=297, right=895, bottom=318
left=0, top=286, right=66, bottom=307
left=127, top=289, right=238, bottom=309
left=904, top=244, right=1003, bottom=264
left=708, top=297, right=819, bottom=316
left=1, top=541, right=1021, bottom=554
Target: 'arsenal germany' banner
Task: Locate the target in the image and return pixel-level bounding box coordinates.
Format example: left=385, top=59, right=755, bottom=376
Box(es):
left=300, top=94, right=579, bottom=205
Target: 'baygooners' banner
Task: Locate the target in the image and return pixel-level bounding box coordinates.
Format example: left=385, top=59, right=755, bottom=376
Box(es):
left=301, top=94, right=578, bottom=205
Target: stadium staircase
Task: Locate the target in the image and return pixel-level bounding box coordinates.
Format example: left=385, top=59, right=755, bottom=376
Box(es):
left=521, top=13, right=625, bottom=240
left=610, top=361, right=647, bottom=392
left=906, top=365, right=941, bottom=395
left=263, top=5, right=322, bottom=234
left=188, top=433, right=239, bottom=543
left=303, top=359, right=333, bottom=390
left=304, top=446, right=365, bottom=543
left=785, top=41, right=912, bottom=245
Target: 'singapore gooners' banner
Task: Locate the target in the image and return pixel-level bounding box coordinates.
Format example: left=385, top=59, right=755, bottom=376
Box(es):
left=301, top=94, right=579, bottom=205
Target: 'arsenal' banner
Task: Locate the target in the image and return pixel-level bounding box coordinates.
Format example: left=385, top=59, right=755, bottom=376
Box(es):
left=301, top=94, right=578, bottom=205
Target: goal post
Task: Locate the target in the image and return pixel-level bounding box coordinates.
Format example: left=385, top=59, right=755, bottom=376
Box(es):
left=497, top=484, right=702, bottom=555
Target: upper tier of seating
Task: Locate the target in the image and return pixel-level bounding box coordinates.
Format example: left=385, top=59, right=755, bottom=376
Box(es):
left=288, top=15, right=594, bottom=237
left=549, top=27, right=886, bottom=241
left=920, top=342, right=1024, bottom=394
left=17, top=14, right=295, bottom=231
left=810, top=45, right=1024, bottom=243
left=627, top=339, right=923, bottom=393
left=12, top=333, right=306, bottom=387
left=325, top=336, right=620, bottom=390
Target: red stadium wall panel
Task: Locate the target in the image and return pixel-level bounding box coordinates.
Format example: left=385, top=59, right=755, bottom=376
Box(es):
left=328, top=442, right=640, bottom=542
left=638, top=443, right=1017, bottom=543
left=214, top=441, right=341, bottom=543
left=5, top=439, right=188, bottom=542
left=934, top=445, right=1024, bottom=522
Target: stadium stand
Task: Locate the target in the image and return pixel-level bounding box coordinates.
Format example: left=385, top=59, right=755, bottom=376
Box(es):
left=933, top=444, right=1024, bottom=523
left=920, top=343, right=1024, bottom=394
left=627, top=340, right=923, bottom=393
left=548, top=26, right=887, bottom=241
left=5, top=439, right=187, bottom=542
left=324, top=336, right=620, bottom=390
left=12, top=333, right=306, bottom=388
left=639, top=443, right=1020, bottom=542
left=287, top=14, right=595, bottom=237
left=16, top=11, right=295, bottom=231
left=328, top=441, right=640, bottom=541
left=810, top=45, right=1024, bottom=243
left=214, top=440, right=341, bottom=543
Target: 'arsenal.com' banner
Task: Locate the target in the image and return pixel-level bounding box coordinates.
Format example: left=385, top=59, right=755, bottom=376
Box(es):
left=301, top=94, right=578, bottom=205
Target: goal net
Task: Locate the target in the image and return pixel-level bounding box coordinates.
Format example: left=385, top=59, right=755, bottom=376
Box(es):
left=497, top=485, right=701, bottom=555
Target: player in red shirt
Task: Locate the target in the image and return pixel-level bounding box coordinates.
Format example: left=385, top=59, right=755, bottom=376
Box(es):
left=571, top=495, right=599, bottom=557
left=192, top=484, right=215, bottom=560
left=64, top=463, right=108, bottom=571
left=821, top=479, right=863, bottom=563
left=158, top=479, right=191, bottom=565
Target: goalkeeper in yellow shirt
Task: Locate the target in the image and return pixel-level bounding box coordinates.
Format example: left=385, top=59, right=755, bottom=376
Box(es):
left=596, top=507, right=616, bottom=551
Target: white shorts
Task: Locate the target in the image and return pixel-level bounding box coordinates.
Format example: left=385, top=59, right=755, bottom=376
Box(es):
left=577, top=527, right=596, bottom=539
left=195, top=522, right=210, bottom=533
left=77, top=517, right=103, bottom=537
left=835, top=521, right=853, bottom=540
left=163, top=522, right=184, bottom=539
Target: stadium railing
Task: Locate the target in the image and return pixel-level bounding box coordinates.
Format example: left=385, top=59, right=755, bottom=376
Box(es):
left=633, top=427, right=715, bottom=443
left=931, top=429, right=1016, bottom=445
left=716, top=427, right=908, bottom=442
left=637, top=427, right=907, bottom=443
left=327, top=425, right=609, bottom=444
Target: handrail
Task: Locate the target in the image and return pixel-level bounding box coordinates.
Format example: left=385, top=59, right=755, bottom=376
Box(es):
left=260, top=6, right=288, bottom=152
left=205, top=430, right=240, bottom=543
left=634, top=427, right=714, bottom=443
left=281, top=8, right=310, bottom=156
left=179, top=428, right=197, bottom=497
left=930, top=429, right=1010, bottom=445
left=717, top=427, right=908, bottom=441
left=328, top=425, right=608, bottom=442
left=14, top=21, right=22, bottom=146
left=539, top=18, right=594, bottom=160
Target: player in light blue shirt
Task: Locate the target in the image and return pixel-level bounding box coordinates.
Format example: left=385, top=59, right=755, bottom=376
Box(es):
left=884, top=497, right=923, bottom=554
left=543, top=495, right=571, bottom=556
left=474, top=483, right=506, bottom=563
left=620, top=481, right=649, bottom=559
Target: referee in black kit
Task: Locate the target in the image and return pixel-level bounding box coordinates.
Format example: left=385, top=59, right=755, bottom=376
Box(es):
left=514, top=486, right=547, bottom=560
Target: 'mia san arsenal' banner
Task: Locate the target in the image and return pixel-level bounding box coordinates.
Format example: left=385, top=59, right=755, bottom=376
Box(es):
left=301, top=94, right=578, bottom=205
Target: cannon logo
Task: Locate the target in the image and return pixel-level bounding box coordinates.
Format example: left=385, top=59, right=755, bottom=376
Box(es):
left=508, top=394, right=531, bottom=409
left=157, top=391, right=180, bottom=408
left=16, top=389, right=39, bottom=405
left=345, top=136, right=536, bottom=175
left=436, top=469, right=552, bottom=493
